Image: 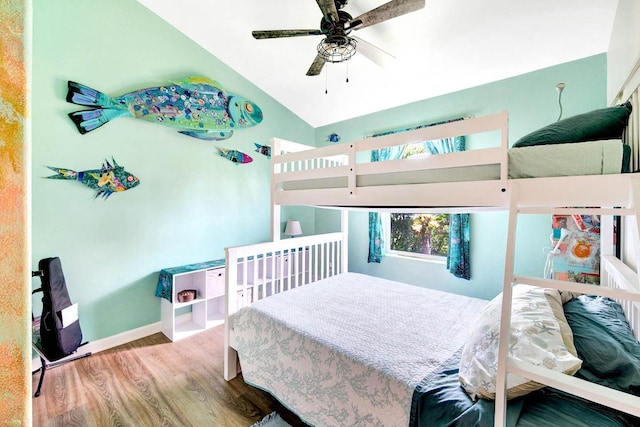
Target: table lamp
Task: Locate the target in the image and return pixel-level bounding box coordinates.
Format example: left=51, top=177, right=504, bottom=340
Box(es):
left=284, top=220, right=302, bottom=238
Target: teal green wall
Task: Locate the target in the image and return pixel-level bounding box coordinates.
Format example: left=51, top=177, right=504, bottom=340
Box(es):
left=31, top=0, right=608, bottom=340
left=31, top=0, right=313, bottom=341
left=313, top=55, right=607, bottom=300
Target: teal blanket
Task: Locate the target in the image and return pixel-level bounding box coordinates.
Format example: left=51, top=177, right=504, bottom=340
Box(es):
left=411, top=295, right=640, bottom=426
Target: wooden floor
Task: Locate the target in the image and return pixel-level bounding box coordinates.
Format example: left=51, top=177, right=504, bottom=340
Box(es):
left=32, top=325, right=308, bottom=427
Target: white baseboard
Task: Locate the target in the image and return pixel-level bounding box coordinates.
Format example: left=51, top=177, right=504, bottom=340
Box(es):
left=32, top=320, right=163, bottom=372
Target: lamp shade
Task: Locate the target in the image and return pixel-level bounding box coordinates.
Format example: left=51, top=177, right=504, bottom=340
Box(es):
left=284, top=220, right=302, bottom=237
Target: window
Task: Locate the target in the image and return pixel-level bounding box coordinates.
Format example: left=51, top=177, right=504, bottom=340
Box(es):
left=387, top=213, right=450, bottom=259
left=380, top=143, right=450, bottom=260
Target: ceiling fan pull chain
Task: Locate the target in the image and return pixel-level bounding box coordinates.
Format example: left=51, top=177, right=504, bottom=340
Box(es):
left=346, top=62, right=349, bottom=83
left=325, top=65, right=329, bottom=94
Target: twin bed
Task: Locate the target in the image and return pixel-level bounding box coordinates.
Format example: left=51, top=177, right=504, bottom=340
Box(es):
left=222, top=81, right=640, bottom=425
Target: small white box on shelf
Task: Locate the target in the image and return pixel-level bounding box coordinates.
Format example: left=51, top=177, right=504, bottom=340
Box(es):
left=206, top=268, right=225, bottom=297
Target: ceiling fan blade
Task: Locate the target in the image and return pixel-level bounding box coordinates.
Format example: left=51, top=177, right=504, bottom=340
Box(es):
left=306, top=54, right=326, bottom=76
left=348, top=0, right=425, bottom=31
left=252, top=29, right=323, bottom=39
left=351, top=36, right=395, bottom=68
left=315, top=0, right=340, bottom=23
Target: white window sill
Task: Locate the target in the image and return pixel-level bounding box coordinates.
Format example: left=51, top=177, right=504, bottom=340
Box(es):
left=386, top=252, right=447, bottom=265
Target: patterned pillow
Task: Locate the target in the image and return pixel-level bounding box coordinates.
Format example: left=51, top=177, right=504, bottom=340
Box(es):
left=459, top=285, right=582, bottom=400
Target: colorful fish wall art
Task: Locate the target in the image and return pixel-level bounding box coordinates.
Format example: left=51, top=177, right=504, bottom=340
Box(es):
left=46, top=158, right=140, bottom=199
left=218, top=148, right=253, bottom=165
left=66, top=77, right=263, bottom=141
left=254, top=143, right=271, bottom=158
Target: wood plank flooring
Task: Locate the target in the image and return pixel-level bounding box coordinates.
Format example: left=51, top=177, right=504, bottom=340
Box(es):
left=32, top=325, right=308, bottom=427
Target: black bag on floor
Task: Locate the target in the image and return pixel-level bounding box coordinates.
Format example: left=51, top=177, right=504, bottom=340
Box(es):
left=37, top=257, right=83, bottom=360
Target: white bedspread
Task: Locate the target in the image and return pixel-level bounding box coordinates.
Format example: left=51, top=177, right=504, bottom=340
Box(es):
left=232, top=272, right=487, bottom=427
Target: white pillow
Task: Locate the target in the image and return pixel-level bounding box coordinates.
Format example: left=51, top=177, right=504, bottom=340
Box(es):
left=459, top=285, right=582, bottom=400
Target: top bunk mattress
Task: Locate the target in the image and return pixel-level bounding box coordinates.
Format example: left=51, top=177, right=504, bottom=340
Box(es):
left=508, top=138, right=624, bottom=178
left=282, top=139, right=624, bottom=191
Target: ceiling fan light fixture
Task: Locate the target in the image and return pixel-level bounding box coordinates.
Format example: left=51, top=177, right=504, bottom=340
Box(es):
left=253, top=0, right=425, bottom=76
left=317, top=36, right=357, bottom=63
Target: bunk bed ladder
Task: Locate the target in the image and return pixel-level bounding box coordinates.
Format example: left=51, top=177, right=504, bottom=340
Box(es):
left=494, top=181, right=520, bottom=426
left=494, top=177, right=640, bottom=426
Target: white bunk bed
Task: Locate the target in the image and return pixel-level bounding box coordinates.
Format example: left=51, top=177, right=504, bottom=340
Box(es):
left=224, top=84, right=640, bottom=425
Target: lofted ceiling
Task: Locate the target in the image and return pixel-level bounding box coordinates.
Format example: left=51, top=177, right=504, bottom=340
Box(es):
left=137, top=0, right=618, bottom=128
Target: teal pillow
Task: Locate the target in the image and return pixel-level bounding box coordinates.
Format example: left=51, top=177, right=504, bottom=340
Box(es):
left=513, top=101, right=632, bottom=148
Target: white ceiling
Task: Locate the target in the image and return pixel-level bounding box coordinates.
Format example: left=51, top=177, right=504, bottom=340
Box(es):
left=137, top=0, right=618, bottom=128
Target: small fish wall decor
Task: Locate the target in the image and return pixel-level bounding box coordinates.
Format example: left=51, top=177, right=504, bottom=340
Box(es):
left=46, top=158, right=140, bottom=199
left=327, top=133, right=341, bottom=143
left=218, top=148, right=253, bottom=165
left=66, top=76, right=263, bottom=141
left=254, top=142, right=271, bottom=158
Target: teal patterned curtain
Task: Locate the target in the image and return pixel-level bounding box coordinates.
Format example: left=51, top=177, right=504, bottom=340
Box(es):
left=447, top=214, right=470, bottom=279
left=368, top=212, right=384, bottom=263
left=424, top=136, right=471, bottom=280
left=368, top=146, right=404, bottom=263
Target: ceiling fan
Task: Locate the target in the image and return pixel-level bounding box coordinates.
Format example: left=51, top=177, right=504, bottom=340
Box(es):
left=252, top=0, right=426, bottom=76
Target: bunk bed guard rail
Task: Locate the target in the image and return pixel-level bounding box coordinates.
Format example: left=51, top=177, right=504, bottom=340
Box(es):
left=270, top=111, right=510, bottom=208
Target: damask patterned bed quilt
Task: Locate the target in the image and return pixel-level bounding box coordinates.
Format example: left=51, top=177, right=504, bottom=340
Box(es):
left=232, top=272, right=487, bottom=427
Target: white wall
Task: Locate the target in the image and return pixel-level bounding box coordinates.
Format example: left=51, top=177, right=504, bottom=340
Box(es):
left=608, top=0, right=640, bottom=272
left=314, top=55, right=608, bottom=300
left=31, top=0, right=314, bottom=343
left=607, top=0, right=640, bottom=104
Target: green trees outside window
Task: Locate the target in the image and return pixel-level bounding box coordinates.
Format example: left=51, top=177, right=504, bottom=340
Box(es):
left=390, top=213, right=449, bottom=257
